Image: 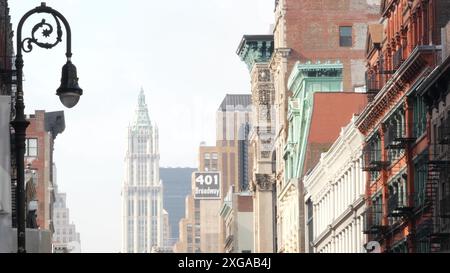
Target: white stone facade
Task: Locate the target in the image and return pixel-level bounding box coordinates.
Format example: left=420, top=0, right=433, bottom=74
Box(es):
left=122, top=89, right=165, bottom=253
left=278, top=180, right=300, bottom=253
left=303, top=117, right=366, bottom=253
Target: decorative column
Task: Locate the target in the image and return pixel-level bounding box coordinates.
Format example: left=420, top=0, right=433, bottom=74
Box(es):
left=254, top=173, right=276, bottom=253
left=238, top=35, right=275, bottom=253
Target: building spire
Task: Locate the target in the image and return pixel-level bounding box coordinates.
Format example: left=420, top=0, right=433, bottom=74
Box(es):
left=138, top=87, right=146, bottom=107
left=132, top=88, right=151, bottom=127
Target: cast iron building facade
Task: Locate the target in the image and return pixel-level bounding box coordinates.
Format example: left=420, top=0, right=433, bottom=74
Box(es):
left=358, top=0, right=450, bottom=253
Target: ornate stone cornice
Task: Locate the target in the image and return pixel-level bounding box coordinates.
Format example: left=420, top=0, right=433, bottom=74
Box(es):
left=288, top=61, right=343, bottom=91
left=237, top=35, right=274, bottom=71
left=255, top=173, right=275, bottom=192
left=356, top=46, right=436, bottom=135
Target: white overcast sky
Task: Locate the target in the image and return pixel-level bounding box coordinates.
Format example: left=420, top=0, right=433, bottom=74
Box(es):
left=9, top=0, right=273, bottom=252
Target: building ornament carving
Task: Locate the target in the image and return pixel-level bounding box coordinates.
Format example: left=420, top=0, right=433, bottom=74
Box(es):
left=255, top=174, right=275, bottom=192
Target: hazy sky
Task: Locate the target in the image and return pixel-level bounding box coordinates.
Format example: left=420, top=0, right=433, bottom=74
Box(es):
left=9, top=0, right=274, bottom=252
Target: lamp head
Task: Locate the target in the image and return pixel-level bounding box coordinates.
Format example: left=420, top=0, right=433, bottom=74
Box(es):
left=56, top=60, right=83, bottom=108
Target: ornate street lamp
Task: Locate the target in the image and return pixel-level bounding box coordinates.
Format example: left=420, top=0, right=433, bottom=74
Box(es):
left=11, top=2, right=82, bottom=253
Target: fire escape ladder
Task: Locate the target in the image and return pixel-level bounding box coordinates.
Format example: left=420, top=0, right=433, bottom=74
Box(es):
left=426, top=160, right=450, bottom=253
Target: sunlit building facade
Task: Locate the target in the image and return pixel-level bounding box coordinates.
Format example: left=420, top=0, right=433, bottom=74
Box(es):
left=122, top=89, right=165, bottom=253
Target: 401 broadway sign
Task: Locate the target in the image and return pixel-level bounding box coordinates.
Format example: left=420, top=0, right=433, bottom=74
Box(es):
left=194, top=172, right=221, bottom=200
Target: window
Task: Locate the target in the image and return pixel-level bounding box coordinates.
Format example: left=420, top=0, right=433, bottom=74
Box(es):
left=25, top=138, right=38, bottom=157
left=211, top=153, right=218, bottom=170
left=339, top=26, right=352, bottom=47
left=306, top=199, right=314, bottom=253
left=413, top=96, right=427, bottom=137
left=415, top=221, right=435, bottom=253
left=414, top=153, right=428, bottom=207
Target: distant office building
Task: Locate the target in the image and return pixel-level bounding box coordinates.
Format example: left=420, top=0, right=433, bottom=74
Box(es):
left=216, top=94, right=253, bottom=251
left=176, top=94, right=253, bottom=253
left=52, top=183, right=81, bottom=253
left=216, top=94, right=253, bottom=193
left=174, top=145, right=221, bottom=253
left=122, top=89, right=166, bottom=253
left=160, top=167, right=196, bottom=247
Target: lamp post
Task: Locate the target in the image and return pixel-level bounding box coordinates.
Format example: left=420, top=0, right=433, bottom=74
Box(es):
left=11, top=2, right=82, bottom=253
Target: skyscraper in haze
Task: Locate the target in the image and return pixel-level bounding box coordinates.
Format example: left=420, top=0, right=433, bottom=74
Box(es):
left=122, top=89, right=165, bottom=253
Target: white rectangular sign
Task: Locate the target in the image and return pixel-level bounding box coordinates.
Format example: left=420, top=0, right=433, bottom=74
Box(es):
left=194, top=172, right=221, bottom=200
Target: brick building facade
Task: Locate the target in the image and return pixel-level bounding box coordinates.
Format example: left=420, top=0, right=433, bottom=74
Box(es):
left=357, top=0, right=450, bottom=253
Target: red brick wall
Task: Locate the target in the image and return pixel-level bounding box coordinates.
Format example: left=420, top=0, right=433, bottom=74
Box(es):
left=284, top=0, right=380, bottom=91
left=25, top=111, right=48, bottom=229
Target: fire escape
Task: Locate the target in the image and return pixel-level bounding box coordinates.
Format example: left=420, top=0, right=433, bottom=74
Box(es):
left=365, top=72, right=381, bottom=100
left=365, top=50, right=401, bottom=102
left=363, top=138, right=389, bottom=241
left=363, top=202, right=386, bottom=242
left=381, top=117, right=417, bottom=250
left=412, top=115, right=450, bottom=253
left=425, top=116, right=450, bottom=252
left=384, top=118, right=415, bottom=219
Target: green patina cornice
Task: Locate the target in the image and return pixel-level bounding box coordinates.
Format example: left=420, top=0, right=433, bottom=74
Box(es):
left=284, top=61, right=344, bottom=182
left=237, top=35, right=274, bottom=71
left=288, top=61, right=343, bottom=92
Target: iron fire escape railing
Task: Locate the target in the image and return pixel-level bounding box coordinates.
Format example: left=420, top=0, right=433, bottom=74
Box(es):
left=363, top=204, right=386, bottom=236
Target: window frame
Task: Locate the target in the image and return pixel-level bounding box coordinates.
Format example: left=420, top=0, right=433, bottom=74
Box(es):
left=339, top=26, right=353, bottom=47
left=25, top=138, right=38, bottom=157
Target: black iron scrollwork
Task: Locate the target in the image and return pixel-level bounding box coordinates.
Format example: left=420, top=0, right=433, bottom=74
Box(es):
left=21, top=14, right=63, bottom=53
